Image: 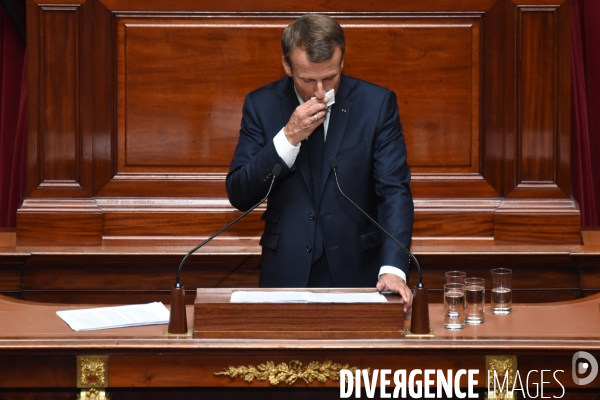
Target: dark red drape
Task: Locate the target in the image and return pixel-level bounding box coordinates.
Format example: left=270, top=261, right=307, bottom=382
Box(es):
left=572, top=0, right=600, bottom=227
left=0, top=0, right=26, bottom=228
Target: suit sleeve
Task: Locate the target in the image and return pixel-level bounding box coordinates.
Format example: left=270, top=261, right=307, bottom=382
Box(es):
left=373, top=90, right=414, bottom=276
left=226, top=93, right=292, bottom=211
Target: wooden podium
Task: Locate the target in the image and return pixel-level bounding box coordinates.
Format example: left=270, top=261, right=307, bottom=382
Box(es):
left=193, top=288, right=404, bottom=339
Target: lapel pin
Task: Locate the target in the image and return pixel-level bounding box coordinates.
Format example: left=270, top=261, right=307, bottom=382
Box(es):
left=341, top=109, right=347, bottom=113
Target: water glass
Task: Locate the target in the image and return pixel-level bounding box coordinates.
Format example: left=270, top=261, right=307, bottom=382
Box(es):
left=464, top=277, right=485, bottom=324
left=445, top=270, right=466, bottom=284
left=491, top=268, right=512, bottom=315
left=444, top=283, right=465, bottom=330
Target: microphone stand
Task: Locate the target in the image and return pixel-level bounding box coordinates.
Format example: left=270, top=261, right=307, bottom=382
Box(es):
left=328, top=158, right=431, bottom=336
left=167, top=165, right=282, bottom=334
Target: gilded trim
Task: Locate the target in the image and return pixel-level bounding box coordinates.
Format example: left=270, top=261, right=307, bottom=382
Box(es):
left=77, top=355, right=109, bottom=389
left=486, top=355, right=518, bottom=400
left=215, top=359, right=365, bottom=385
left=78, top=388, right=109, bottom=400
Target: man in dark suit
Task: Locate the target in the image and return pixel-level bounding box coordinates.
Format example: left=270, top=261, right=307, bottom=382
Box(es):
left=226, top=14, right=414, bottom=309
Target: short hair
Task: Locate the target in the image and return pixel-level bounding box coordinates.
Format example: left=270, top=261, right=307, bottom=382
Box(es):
left=281, top=14, right=345, bottom=66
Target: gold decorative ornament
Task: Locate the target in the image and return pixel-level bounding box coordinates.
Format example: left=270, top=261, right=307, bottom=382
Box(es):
left=486, top=355, right=518, bottom=400
left=163, top=328, right=192, bottom=337
left=78, top=388, right=110, bottom=400
left=77, top=355, right=109, bottom=388
left=215, top=359, right=366, bottom=386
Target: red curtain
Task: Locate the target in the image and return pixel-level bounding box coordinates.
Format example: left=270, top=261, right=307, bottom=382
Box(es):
left=572, top=0, right=600, bottom=227
left=0, top=0, right=26, bottom=228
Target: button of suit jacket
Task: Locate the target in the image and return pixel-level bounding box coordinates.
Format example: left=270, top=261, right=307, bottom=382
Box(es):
left=308, top=213, right=315, bottom=221
left=306, top=245, right=312, bottom=253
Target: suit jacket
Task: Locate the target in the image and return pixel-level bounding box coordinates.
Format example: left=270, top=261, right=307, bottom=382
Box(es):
left=226, top=74, right=413, bottom=288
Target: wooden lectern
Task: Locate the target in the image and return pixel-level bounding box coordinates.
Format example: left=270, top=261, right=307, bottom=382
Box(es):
left=193, top=288, right=404, bottom=339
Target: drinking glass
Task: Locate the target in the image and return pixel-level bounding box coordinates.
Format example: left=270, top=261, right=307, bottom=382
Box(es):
left=464, top=277, right=485, bottom=324
left=445, top=270, right=466, bottom=284
left=491, top=268, right=512, bottom=315
left=444, top=283, right=465, bottom=330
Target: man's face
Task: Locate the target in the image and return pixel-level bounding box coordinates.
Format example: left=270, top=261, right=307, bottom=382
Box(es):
left=282, top=47, right=344, bottom=102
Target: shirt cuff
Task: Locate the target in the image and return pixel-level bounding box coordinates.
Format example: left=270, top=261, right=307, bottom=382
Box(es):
left=378, top=265, right=407, bottom=283
left=273, top=128, right=301, bottom=168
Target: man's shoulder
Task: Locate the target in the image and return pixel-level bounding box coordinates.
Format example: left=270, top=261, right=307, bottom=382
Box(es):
left=342, top=75, right=395, bottom=101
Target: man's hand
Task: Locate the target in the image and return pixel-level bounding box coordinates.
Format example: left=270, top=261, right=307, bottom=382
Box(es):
left=283, top=98, right=328, bottom=146
left=377, top=273, right=413, bottom=312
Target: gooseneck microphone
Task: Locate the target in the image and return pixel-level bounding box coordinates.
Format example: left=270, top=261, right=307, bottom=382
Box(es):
left=328, top=157, right=430, bottom=335
left=328, top=157, right=422, bottom=287
left=175, top=164, right=282, bottom=287
left=168, top=164, right=282, bottom=334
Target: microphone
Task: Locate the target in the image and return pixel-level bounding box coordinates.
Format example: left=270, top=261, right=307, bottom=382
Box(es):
left=167, top=164, right=283, bottom=335
left=328, top=157, right=431, bottom=336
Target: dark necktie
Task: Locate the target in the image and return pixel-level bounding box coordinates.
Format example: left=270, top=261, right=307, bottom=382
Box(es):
left=307, top=123, right=325, bottom=263
left=307, top=123, right=325, bottom=204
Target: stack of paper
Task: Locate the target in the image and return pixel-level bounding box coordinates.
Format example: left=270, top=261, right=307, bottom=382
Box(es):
left=230, top=291, right=388, bottom=303
left=57, top=302, right=170, bottom=331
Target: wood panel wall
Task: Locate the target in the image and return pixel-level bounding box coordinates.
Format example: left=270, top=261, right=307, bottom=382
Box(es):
left=18, top=0, right=579, bottom=246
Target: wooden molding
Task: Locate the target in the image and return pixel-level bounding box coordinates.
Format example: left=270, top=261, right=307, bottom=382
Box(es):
left=21, top=0, right=579, bottom=246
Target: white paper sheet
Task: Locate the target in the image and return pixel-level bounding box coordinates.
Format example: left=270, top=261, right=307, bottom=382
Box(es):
left=230, top=291, right=388, bottom=303
left=56, top=302, right=170, bottom=331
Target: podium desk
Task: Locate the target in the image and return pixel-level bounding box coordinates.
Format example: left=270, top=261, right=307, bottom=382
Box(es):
left=1, top=293, right=599, bottom=399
